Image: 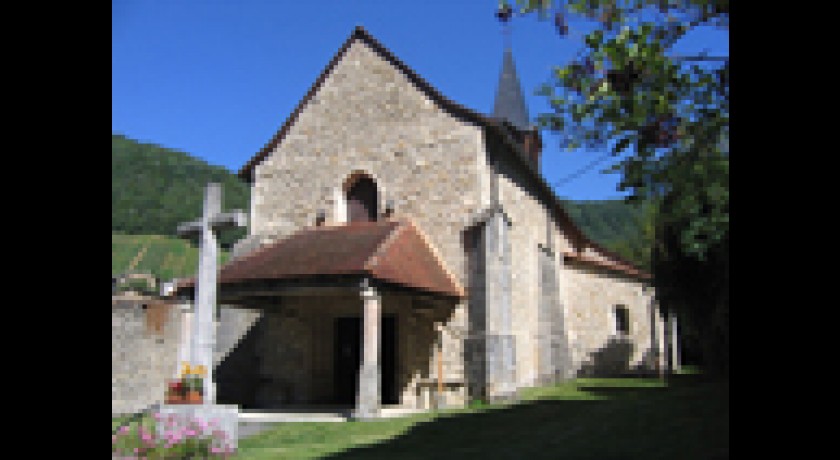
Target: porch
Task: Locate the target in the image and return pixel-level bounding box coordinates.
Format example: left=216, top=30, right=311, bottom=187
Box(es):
left=176, top=220, right=466, bottom=418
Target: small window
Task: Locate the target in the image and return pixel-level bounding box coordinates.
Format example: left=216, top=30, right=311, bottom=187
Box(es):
left=614, top=305, right=630, bottom=335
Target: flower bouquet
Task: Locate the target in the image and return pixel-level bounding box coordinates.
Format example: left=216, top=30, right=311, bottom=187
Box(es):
left=166, top=362, right=207, bottom=405
left=165, top=380, right=185, bottom=404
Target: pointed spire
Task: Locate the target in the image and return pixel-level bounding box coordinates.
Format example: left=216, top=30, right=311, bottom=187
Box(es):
left=492, top=48, right=530, bottom=131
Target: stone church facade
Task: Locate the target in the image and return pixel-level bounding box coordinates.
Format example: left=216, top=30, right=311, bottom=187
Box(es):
left=125, top=26, right=674, bottom=416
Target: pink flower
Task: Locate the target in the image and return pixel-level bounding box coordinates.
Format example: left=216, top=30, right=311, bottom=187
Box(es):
left=119, top=425, right=130, bottom=434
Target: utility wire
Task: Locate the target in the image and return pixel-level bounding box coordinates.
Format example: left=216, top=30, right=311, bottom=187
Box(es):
left=552, top=151, right=617, bottom=188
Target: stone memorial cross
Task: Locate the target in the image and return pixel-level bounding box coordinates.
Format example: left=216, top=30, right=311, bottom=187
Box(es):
left=176, top=182, right=247, bottom=403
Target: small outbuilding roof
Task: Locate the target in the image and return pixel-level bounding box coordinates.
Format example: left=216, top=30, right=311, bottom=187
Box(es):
left=563, top=250, right=651, bottom=281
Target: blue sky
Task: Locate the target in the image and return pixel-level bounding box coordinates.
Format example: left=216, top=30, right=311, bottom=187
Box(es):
left=112, top=0, right=728, bottom=201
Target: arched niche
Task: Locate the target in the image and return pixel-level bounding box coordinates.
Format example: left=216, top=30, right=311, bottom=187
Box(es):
left=343, top=171, right=379, bottom=223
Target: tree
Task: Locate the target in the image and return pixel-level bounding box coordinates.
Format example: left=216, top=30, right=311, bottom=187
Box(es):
left=500, top=0, right=729, bottom=374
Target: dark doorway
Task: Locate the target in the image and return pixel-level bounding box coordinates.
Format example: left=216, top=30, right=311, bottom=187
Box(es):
left=346, top=176, right=378, bottom=223
left=333, top=316, right=398, bottom=405
left=334, top=317, right=361, bottom=405
left=381, top=315, right=398, bottom=405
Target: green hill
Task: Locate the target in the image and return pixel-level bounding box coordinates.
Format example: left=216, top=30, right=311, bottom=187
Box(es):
left=112, top=133, right=249, bottom=246
left=112, top=133, right=248, bottom=281
left=562, top=198, right=653, bottom=271
left=562, top=198, right=645, bottom=247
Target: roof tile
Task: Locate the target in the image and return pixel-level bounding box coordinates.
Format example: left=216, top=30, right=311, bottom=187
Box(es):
left=179, top=220, right=464, bottom=299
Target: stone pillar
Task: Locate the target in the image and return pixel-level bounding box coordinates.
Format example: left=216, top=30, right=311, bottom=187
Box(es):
left=646, top=288, right=660, bottom=375
left=536, top=245, right=554, bottom=385
left=248, top=181, right=257, bottom=236
left=355, top=280, right=381, bottom=419
left=176, top=182, right=247, bottom=404
left=484, top=209, right=516, bottom=401
left=464, top=224, right=487, bottom=403
left=662, top=309, right=673, bottom=375
left=670, top=314, right=680, bottom=373
left=194, top=184, right=221, bottom=404
left=434, top=322, right=445, bottom=409
left=658, top=307, right=667, bottom=376
left=537, top=244, right=571, bottom=385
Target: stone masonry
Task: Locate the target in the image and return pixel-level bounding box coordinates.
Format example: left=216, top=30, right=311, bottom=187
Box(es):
left=112, top=296, right=182, bottom=415
left=564, top=267, right=660, bottom=376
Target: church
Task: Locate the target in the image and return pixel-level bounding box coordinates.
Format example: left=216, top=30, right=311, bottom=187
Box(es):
left=169, top=26, right=675, bottom=416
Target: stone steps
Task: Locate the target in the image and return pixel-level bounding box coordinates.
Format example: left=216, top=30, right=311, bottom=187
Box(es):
left=239, top=410, right=350, bottom=423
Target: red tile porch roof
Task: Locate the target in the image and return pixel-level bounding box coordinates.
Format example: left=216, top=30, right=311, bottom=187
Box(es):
left=177, top=219, right=464, bottom=299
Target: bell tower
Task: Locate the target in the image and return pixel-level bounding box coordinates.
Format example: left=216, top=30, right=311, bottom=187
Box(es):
left=492, top=7, right=543, bottom=171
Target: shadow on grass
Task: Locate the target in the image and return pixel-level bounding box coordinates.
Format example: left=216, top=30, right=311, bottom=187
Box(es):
left=322, top=373, right=728, bottom=460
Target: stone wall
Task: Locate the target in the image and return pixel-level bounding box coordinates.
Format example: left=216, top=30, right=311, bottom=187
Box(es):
left=112, top=296, right=182, bottom=416
left=113, top=296, right=264, bottom=414
left=483, top=135, right=577, bottom=389
left=249, top=39, right=483, bottom=405
left=563, top=266, right=660, bottom=376
left=481, top=132, right=659, bottom=385
left=214, top=306, right=264, bottom=408
left=251, top=40, right=485, bottom=266
left=215, top=306, right=263, bottom=366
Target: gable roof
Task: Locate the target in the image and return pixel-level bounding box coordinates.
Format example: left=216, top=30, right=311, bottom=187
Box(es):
left=563, top=250, right=651, bottom=280
left=238, top=25, right=489, bottom=181
left=237, top=25, right=650, bottom=281
left=176, top=219, right=465, bottom=299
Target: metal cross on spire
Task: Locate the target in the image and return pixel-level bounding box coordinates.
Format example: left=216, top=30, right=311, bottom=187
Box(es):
left=496, top=2, right=513, bottom=49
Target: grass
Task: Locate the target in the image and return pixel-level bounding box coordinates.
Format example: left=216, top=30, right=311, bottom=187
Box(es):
left=235, top=371, right=728, bottom=460
left=112, top=233, right=230, bottom=282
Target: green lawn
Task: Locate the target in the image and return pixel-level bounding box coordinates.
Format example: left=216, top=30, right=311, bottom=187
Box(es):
left=235, top=372, right=728, bottom=460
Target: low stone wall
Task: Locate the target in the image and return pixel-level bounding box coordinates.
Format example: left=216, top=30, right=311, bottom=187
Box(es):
left=112, top=296, right=182, bottom=416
